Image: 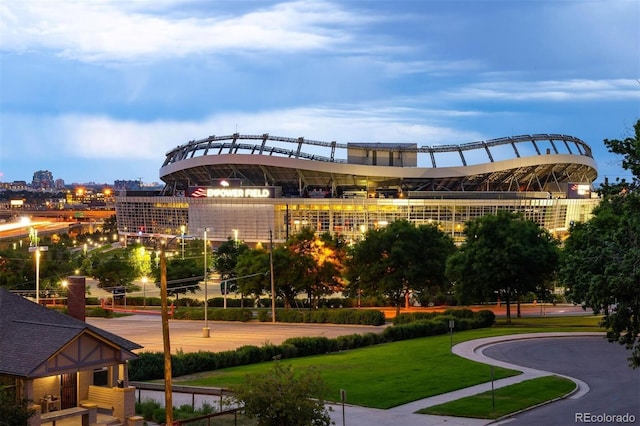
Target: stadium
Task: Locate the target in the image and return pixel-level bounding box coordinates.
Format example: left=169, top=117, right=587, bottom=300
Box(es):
left=115, top=133, right=599, bottom=245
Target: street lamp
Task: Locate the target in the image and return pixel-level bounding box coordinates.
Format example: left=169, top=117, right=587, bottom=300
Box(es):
left=28, top=228, right=48, bottom=305
left=203, top=228, right=210, bottom=337
left=141, top=276, right=148, bottom=308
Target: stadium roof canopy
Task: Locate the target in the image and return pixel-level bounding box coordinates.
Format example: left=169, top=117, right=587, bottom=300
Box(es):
left=159, top=133, right=597, bottom=195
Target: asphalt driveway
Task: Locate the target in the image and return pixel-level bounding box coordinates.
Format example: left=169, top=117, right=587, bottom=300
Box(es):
left=486, top=336, right=640, bottom=426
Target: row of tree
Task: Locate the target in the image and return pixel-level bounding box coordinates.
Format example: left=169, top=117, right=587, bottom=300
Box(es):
left=1, top=120, right=638, bottom=366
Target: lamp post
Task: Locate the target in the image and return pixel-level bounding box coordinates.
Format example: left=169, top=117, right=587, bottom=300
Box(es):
left=142, top=276, right=148, bottom=309
left=28, top=228, right=48, bottom=305
left=203, top=228, right=210, bottom=337
left=180, top=225, right=186, bottom=259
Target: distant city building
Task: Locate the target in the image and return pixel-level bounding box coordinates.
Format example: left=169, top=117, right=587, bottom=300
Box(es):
left=113, top=179, right=142, bottom=191
left=0, top=181, right=29, bottom=190
left=116, top=132, right=599, bottom=246
left=54, top=178, right=66, bottom=190
left=32, top=170, right=54, bottom=190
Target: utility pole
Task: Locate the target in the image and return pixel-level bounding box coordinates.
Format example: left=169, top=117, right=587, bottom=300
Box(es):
left=160, top=246, right=173, bottom=425
left=269, top=229, right=276, bottom=323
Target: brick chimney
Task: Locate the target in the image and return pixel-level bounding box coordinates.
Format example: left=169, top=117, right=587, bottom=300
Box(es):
left=66, top=276, right=86, bottom=322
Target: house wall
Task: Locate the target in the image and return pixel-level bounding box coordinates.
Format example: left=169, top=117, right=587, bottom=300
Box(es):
left=33, top=375, right=60, bottom=401
left=78, top=370, right=92, bottom=401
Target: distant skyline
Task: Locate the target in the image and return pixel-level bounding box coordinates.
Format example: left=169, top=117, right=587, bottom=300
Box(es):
left=1, top=0, right=639, bottom=185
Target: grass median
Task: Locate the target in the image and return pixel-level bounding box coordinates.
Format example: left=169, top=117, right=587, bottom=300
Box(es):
left=418, top=375, right=577, bottom=419
left=173, top=314, right=602, bottom=409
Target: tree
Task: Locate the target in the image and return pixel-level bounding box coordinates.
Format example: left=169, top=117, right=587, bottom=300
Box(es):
left=286, top=229, right=346, bottom=308
left=213, top=238, right=249, bottom=295
left=562, top=192, right=640, bottom=367
left=602, top=119, right=640, bottom=192
left=232, top=361, right=333, bottom=426
left=235, top=248, right=271, bottom=301
left=87, top=252, right=137, bottom=291
left=235, top=244, right=305, bottom=309
left=0, top=388, right=37, bottom=426
left=129, top=245, right=152, bottom=280
left=446, top=211, right=559, bottom=323
left=234, top=230, right=346, bottom=310
left=561, top=220, right=615, bottom=315
left=102, top=214, right=118, bottom=235
left=346, top=220, right=455, bottom=314
left=0, top=247, right=31, bottom=291
left=272, top=244, right=306, bottom=308
left=561, top=120, right=640, bottom=366
left=150, top=239, right=206, bottom=298
left=156, top=256, right=202, bottom=298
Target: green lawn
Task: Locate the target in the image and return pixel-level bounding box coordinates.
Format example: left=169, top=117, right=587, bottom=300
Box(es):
left=173, top=315, right=603, bottom=409
left=419, top=375, right=577, bottom=419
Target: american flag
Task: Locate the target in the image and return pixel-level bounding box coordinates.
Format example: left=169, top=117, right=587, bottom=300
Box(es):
left=189, top=187, right=207, bottom=197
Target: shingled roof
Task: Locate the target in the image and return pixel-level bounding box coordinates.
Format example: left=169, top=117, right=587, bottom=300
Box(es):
left=0, top=288, right=142, bottom=378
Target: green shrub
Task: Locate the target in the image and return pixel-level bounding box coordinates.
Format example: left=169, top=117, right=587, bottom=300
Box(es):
left=128, top=352, right=165, bottom=381
left=282, top=337, right=337, bottom=357
left=382, top=319, right=449, bottom=341
left=257, top=309, right=271, bottom=322
left=86, top=297, right=100, bottom=306
left=443, top=308, right=475, bottom=319
left=152, top=407, right=166, bottom=423
left=86, top=307, right=112, bottom=318
left=258, top=308, right=385, bottom=325
left=278, top=309, right=304, bottom=323
left=173, top=307, right=253, bottom=321
left=307, top=309, right=330, bottom=323
left=128, top=309, right=494, bottom=381
left=335, top=333, right=384, bottom=351
left=277, top=343, right=299, bottom=359
left=393, top=311, right=441, bottom=325
left=354, top=309, right=386, bottom=325
left=136, top=398, right=162, bottom=420
left=172, top=297, right=202, bottom=307
left=236, top=345, right=266, bottom=364
left=476, top=309, right=496, bottom=327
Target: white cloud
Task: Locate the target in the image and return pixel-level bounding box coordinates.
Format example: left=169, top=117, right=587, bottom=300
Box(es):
left=1, top=106, right=484, bottom=166
left=0, top=0, right=373, bottom=62
left=447, top=79, right=640, bottom=102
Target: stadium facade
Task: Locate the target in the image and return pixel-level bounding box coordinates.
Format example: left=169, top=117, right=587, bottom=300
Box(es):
left=115, top=133, right=599, bottom=246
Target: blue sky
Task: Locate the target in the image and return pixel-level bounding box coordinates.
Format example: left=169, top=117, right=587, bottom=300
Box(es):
left=1, top=0, right=638, bottom=186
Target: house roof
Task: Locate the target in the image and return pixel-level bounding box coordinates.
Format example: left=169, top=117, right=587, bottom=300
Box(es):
left=0, top=288, right=142, bottom=378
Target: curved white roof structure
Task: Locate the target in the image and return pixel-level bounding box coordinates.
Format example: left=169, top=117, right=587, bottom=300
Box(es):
left=159, top=133, right=597, bottom=196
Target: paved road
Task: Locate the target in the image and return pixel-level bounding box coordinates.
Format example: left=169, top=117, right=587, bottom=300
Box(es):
left=486, top=337, right=640, bottom=426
